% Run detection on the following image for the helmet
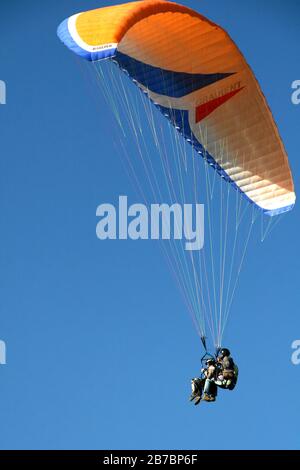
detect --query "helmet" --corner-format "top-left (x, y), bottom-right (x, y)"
top-left (219, 348), bottom-right (231, 358)
top-left (206, 358), bottom-right (215, 366)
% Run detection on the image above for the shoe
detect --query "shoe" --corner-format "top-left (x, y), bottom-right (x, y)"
top-left (190, 393), bottom-right (197, 402)
top-left (194, 396), bottom-right (202, 406)
top-left (202, 394), bottom-right (210, 401)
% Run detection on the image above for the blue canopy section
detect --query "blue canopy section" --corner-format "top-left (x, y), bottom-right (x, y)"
top-left (115, 51), bottom-right (233, 98)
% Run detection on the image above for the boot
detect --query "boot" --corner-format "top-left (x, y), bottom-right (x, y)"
top-left (194, 395), bottom-right (202, 406)
top-left (189, 392), bottom-right (198, 402)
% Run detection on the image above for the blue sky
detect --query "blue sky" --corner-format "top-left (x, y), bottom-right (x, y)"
top-left (0, 0), bottom-right (299, 450)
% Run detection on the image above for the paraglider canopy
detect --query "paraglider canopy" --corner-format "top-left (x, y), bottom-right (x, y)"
top-left (58, 0), bottom-right (295, 215)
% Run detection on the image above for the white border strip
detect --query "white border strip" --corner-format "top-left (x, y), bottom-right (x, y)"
top-left (68, 13), bottom-right (118, 53)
